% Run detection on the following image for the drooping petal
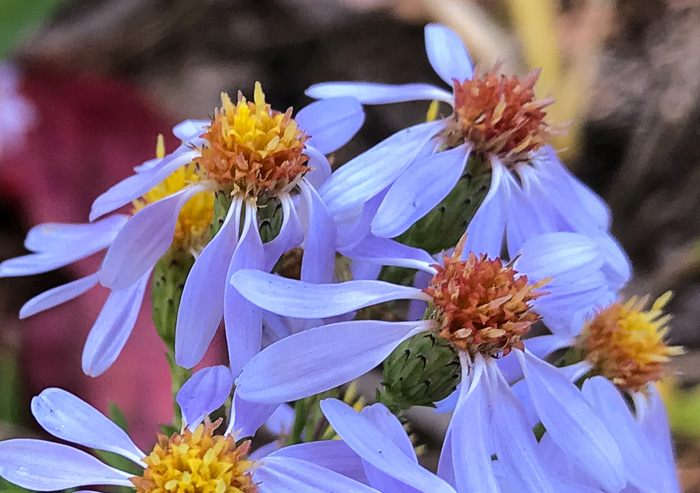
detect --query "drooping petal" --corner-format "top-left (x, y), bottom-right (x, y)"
top-left (360, 404), bottom-right (417, 461)
top-left (372, 144), bottom-right (470, 238)
top-left (255, 456), bottom-right (380, 493)
top-left (172, 119), bottom-right (209, 143)
top-left (262, 194), bottom-right (304, 271)
top-left (269, 441), bottom-right (368, 484)
top-left (224, 202), bottom-right (265, 376)
top-left (0, 440), bottom-right (133, 491)
top-left (485, 359), bottom-right (553, 492)
top-left (24, 215), bottom-right (128, 253)
top-left (303, 145), bottom-right (332, 189)
top-left (175, 198), bottom-right (242, 368)
top-left (320, 399), bottom-right (454, 492)
top-left (516, 350), bottom-right (625, 492)
top-left (100, 185), bottom-right (207, 290)
top-left (336, 188), bottom-right (387, 251)
top-left (340, 234), bottom-right (436, 272)
top-left (20, 272), bottom-right (100, 319)
top-left (89, 146), bottom-right (198, 221)
top-left (236, 320), bottom-right (426, 403)
top-left (177, 366), bottom-right (233, 428)
top-left (299, 180), bottom-right (337, 284)
top-left (463, 158), bottom-right (507, 258)
top-left (424, 23), bottom-right (474, 85)
top-left (31, 388), bottom-right (145, 466)
top-left (319, 120), bottom-right (444, 215)
top-left (82, 270), bottom-right (150, 377)
top-left (582, 377), bottom-right (663, 492)
top-left (228, 393), bottom-right (279, 438)
top-left (306, 81), bottom-right (454, 104)
top-left (231, 270), bottom-right (427, 319)
top-left (450, 354), bottom-right (500, 492)
top-left (296, 97), bottom-right (365, 154)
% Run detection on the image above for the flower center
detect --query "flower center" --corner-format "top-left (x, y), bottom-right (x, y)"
top-left (578, 293), bottom-right (683, 392)
top-left (132, 157), bottom-right (214, 253)
top-left (446, 68), bottom-right (554, 164)
top-left (131, 420), bottom-right (258, 493)
top-left (196, 82), bottom-right (309, 198)
top-left (423, 240), bottom-right (547, 358)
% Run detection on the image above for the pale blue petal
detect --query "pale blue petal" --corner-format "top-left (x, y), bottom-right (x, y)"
top-left (451, 355), bottom-right (500, 492)
top-left (360, 403), bottom-right (416, 461)
top-left (304, 145), bottom-right (332, 189)
top-left (133, 156), bottom-right (162, 173)
top-left (100, 185), bottom-right (206, 290)
top-left (24, 215), bottom-right (128, 253)
top-left (172, 119), bottom-right (208, 143)
top-left (320, 399), bottom-right (454, 492)
top-left (82, 269), bottom-right (150, 377)
top-left (485, 360), bottom-right (553, 492)
top-left (270, 441), bottom-right (368, 484)
top-left (177, 366), bottom-right (233, 428)
top-left (372, 144), bottom-right (470, 238)
top-left (538, 433), bottom-right (601, 490)
top-left (89, 146), bottom-right (198, 221)
top-left (236, 320), bottom-right (426, 403)
top-left (319, 120), bottom-right (444, 215)
top-left (228, 393), bottom-right (279, 438)
top-left (296, 97), bottom-right (364, 154)
top-left (306, 82), bottom-right (453, 104)
top-left (0, 440), bottom-right (133, 491)
top-left (516, 350), bottom-right (625, 492)
top-left (300, 180), bottom-right (337, 283)
top-left (225, 203), bottom-right (265, 376)
top-left (408, 269), bottom-right (432, 320)
top-left (20, 272), bottom-right (100, 319)
top-left (263, 196), bottom-right (304, 272)
top-left (340, 234), bottom-right (436, 272)
top-left (582, 377), bottom-right (662, 492)
top-left (175, 199), bottom-right (242, 368)
top-left (255, 456), bottom-right (380, 493)
top-left (264, 404), bottom-right (295, 436)
top-left (424, 23), bottom-right (473, 85)
top-left (231, 270), bottom-right (427, 319)
top-left (434, 385), bottom-right (459, 414)
top-left (595, 232), bottom-right (632, 289)
top-left (336, 188), bottom-right (386, 251)
top-left (31, 388), bottom-right (145, 466)
top-left (464, 159), bottom-right (507, 258)
top-left (436, 427), bottom-right (456, 487)
top-left (498, 334), bottom-right (574, 383)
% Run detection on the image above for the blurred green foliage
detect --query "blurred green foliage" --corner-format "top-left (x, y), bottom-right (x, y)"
top-left (0, 0), bottom-right (66, 59)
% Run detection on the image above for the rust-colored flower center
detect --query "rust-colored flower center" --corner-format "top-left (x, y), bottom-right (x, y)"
top-left (195, 82), bottom-right (309, 198)
top-left (423, 241), bottom-right (547, 358)
top-left (579, 293), bottom-right (683, 392)
top-left (131, 420), bottom-right (258, 493)
top-left (446, 68), bottom-right (554, 164)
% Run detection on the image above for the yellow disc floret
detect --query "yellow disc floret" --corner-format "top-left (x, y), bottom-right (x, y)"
top-left (579, 292), bottom-right (683, 392)
top-left (132, 139), bottom-right (214, 253)
top-left (196, 82), bottom-right (309, 198)
top-left (131, 420), bottom-right (258, 493)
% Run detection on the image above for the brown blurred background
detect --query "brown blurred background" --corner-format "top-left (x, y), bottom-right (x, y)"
top-left (0, 0), bottom-right (698, 489)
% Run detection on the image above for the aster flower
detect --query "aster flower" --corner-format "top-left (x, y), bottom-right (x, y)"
top-left (0, 137), bottom-right (214, 376)
top-left (0, 367), bottom-right (379, 493)
top-left (231, 232), bottom-right (626, 491)
top-left (87, 83), bottom-right (364, 375)
top-left (307, 23), bottom-right (630, 288)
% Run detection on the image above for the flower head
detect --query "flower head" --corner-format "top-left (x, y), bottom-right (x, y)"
top-left (424, 240), bottom-right (547, 357)
top-left (579, 292), bottom-right (683, 391)
top-left (197, 82), bottom-right (309, 198)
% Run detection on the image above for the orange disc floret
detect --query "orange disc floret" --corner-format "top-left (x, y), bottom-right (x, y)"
top-left (131, 419), bottom-right (258, 493)
top-left (579, 293), bottom-right (683, 392)
top-left (450, 68), bottom-right (554, 163)
top-left (423, 239), bottom-right (548, 358)
top-left (196, 82), bottom-right (309, 198)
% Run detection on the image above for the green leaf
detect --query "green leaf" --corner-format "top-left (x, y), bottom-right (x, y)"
top-left (0, 0), bottom-right (67, 58)
top-left (108, 402), bottom-right (129, 434)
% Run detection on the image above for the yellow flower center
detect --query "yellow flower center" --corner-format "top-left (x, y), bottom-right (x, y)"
top-left (444, 68), bottom-right (555, 164)
top-left (579, 292), bottom-right (683, 392)
top-left (132, 137), bottom-right (214, 253)
top-left (195, 82), bottom-right (309, 198)
top-left (131, 421), bottom-right (258, 493)
top-left (423, 238), bottom-right (548, 358)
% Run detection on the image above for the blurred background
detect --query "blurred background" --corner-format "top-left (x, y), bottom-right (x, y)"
top-left (0, 0), bottom-right (699, 489)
